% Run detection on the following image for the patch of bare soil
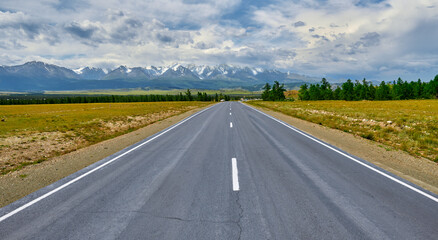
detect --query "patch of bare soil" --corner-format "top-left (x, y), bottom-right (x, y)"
top-left (0, 105), bottom-right (213, 207)
top-left (100, 110), bottom-right (180, 133)
top-left (250, 104), bottom-right (438, 195)
top-left (0, 132), bottom-right (86, 173)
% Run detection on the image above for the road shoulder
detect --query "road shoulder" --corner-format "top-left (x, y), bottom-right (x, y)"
top-left (0, 104), bottom-right (214, 207)
top-left (248, 104), bottom-right (438, 195)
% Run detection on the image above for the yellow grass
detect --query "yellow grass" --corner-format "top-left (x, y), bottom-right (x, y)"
top-left (248, 100), bottom-right (438, 162)
top-left (284, 90), bottom-right (299, 99)
top-left (0, 102), bottom-right (210, 174)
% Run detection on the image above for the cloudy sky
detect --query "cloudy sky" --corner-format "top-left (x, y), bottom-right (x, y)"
top-left (0, 0), bottom-right (437, 81)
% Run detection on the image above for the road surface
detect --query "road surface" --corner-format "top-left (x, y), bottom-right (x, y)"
top-left (1, 102), bottom-right (437, 239)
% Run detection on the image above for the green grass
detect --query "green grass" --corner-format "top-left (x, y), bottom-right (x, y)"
top-left (248, 100), bottom-right (438, 162)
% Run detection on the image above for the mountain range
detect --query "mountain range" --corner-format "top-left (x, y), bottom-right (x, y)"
top-left (0, 61), bottom-right (319, 91)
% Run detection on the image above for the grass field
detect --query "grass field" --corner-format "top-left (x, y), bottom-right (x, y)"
top-left (43, 88), bottom-right (260, 96)
top-left (0, 101), bottom-right (210, 174)
top-left (248, 100), bottom-right (438, 162)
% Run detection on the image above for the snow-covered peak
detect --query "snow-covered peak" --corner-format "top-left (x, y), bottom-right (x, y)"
top-left (158, 66), bottom-right (169, 74)
top-left (171, 63), bottom-right (182, 71)
top-left (142, 66), bottom-right (163, 76)
top-left (59, 63), bottom-right (282, 80)
top-left (114, 65), bottom-right (133, 74)
top-left (189, 65), bottom-right (207, 75)
top-left (186, 65), bottom-right (207, 79)
top-left (73, 67), bottom-right (85, 74)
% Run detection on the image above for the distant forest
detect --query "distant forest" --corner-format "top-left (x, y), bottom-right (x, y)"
top-left (298, 75), bottom-right (438, 101)
top-left (0, 90), bottom-right (234, 105)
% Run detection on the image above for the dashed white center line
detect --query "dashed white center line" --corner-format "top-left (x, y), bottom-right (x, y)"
top-left (230, 122), bottom-right (233, 128)
top-left (232, 158), bottom-right (240, 191)
top-left (230, 112), bottom-right (232, 115)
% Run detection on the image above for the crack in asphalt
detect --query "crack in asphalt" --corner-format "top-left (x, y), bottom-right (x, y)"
top-left (82, 210), bottom-right (238, 225)
top-left (235, 191), bottom-right (243, 240)
top-left (147, 213), bottom-right (237, 225)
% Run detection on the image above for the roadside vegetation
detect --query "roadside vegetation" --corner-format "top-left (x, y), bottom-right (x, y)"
top-left (284, 90), bottom-right (299, 100)
top-left (248, 100), bottom-right (438, 162)
top-left (0, 101), bottom-right (210, 174)
top-left (298, 75), bottom-right (438, 101)
top-left (261, 81), bottom-right (287, 101)
top-left (0, 89), bottom-right (236, 105)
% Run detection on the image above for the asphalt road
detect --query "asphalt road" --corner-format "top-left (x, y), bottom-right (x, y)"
top-left (1, 102), bottom-right (437, 239)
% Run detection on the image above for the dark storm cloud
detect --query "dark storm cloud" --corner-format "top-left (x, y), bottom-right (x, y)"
top-left (52, 0), bottom-right (90, 11)
top-left (311, 34), bottom-right (329, 41)
top-left (154, 30), bottom-right (194, 47)
top-left (294, 21), bottom-right (305, 27)
top-left (125, 18), bottom-right (143, 28)
top-left (359, 32), bottom-right (380, 47)
top-left (64, 22), bottom-right (96, 39)
top-left (108, 18), bottom-right (144, 43)
top-left (0, 40), bottom-right (25, 50)
top-left (195, 42), bottom-right (214, 49)
top-left (16, 22), bottom-right (41, 38)
top-left (0, 17), bottom-right (41, 39)
top-left (156, 33), bottom-right (173, 43)
top-left (355, 0), bottom-right (386, 7)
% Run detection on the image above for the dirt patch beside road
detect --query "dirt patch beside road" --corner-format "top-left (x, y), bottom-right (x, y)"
top-left (249, 104), bottom-right (438, 195)
top-left (0, 104), bottom-right (213, 207)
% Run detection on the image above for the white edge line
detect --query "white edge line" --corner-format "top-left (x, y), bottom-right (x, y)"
top-left (232, 158), bottom-right (240, 191)
top-left (244, 103), bottom-right (438, 203)
top-left (0, 104), bottom-right (218, 223)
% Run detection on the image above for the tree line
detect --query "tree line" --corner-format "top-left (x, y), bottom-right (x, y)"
top-left (0, 90), bottom-right (233, 105)
top-left (298, 75), bottom-right (438, 101)
top-left (261, 81), bottom-right (287, 101)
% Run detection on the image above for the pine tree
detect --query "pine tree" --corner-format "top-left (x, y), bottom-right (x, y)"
top-left (320, 78), bottom-right (333, 100)
top-left (341, 79), bottom-right (354, 100)
top-left (272, 81), bottom-right (286, 101)
top-left (375, 81), bottom-right (391, 100)
top-left (298, 84), bottom-right (310, 100)
top-left (333, 87), bottom-right (341, 100)
top-left (262, 83), bottom-right (272, 101)
top-left (185, 89), bottom-right (193, 101)
top-left (309, 84), bottom-right (321, 100)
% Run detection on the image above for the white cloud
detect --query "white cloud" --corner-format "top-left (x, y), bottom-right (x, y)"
top-left (0, 0), bottom-right (437, 81)
top-left (248, 0), bottom-right (438, 80)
